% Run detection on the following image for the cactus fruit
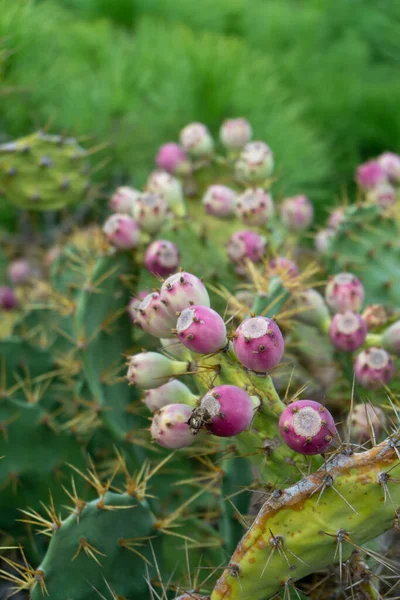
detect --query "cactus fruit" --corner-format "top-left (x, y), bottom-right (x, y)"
top-left (293, 288), bottom-right (330, 328)
top-left (109, 186), bottom-right (140, 213)
top-left (378, 151), bottom-right (400, 183)
top-left (235, 141), bottom-right (274, 184)
top-left (354, 347), bottom-right (395, 389)
top-left (329, 311), bottom-right (367, 352)
top-left (347, 404), bottom-right (386, 443)
top-left (160, 271), bottom-right (210, 316)
top-left (144, 379), bottom-right (197, 411)
top-left (190, 385), bottom-right (259, 437)
top-left (126, 352), bottom-right (188, 389)
top-left (315, 227), bottom-right (335, 253)
top-left (7, 258), bottom-right (34, 284)
top-left (362, 304), bottom-right (387, 329)
top-left (144, 240), bottom-right (180, 277)
top-left (327, 207), bottom-right (345, 230)
top-left (280, 194), bottom-right (314, 231)
top-left (160, 336), bottom-right (192, 360)
top-left (180, 122), bottom-right (214, 158)
top-left (235, 188), bottom-right (274, 227)
top-left (202, 184), bottom-right (237, 217)
top-left (133, 291), bottom-right (176, 338)
top-left (155, 142), bottom-right (191, 175)
top-left (176, 306), bottom-right (227, 354)
top-left (151, 403), bottom-right (196, 448)
top-left (146, 170), bottom-right (186, 217)
top-left (127, 289), bottom-right (152, 322)
top-left (219, 118), bottom-right (252, 151)
top-left (0, 131), bottom-right (90, 210)
top-left (367, 181), bottom-right (397, 208)
top-left (269, 256), bottom-right (299, 279)
top-left (356, 159), bottom-right (386, 189)
top-left (132, 191), bottom-right (168, 233)
top-left (233, 316), bottom-right (284, 372)
top-left (227, 230), bottom-right (265, 268)
top-left (325, 272), bottom-right (364, 313)
top-left (382, 319), bottom-right (400, 355)
top-left (0, 286), bottom-right (18, 310)
top-left (102, 213), bottom-right (140, 249)
top-left (278, 400), bottom-right (336, 455)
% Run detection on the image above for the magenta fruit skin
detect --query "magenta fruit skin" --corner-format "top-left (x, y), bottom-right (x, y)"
top-left (0, 287), bottom-right (18, 311)
top-left (367, 181), bottom-right (397, 208)
top-left (235, 188), bottom-right (274, 226)
top-left (7, 259), bottom-right (33, 285)
top-left (378, 151), bottom-right (400, 183)
top-left (280, 195), bottom-right (314, 231)
top-left (102, 214), bottom-right (140, 250)
top-left (134, 291), bottom-right (176, 338)
top-left (109, 186), bottom-right (140, 214)
top-left (219, 118), bottom-right (252, 151)
top-left (144, 240), bottom-right (180, 278)
top-left (180, 122), bottom-right (214, 158)
top-left (144, 379), bottom-right (196, 411)
top-left (356, 159), bottom-right (387, 190)
top-left (155, 142), bottom-right (191, 175)
top-left (325, 272), bottom-right (364, 313)
top-left (160, 271), bottom-right (210, 317)
top-left (327, 208), bottom-right (345, 230)
top-left (150, 403), bottom-right (195, 449)
top-left (202, 185), bottom-right (237, 218)
top-left (347, 404), bottom-right (385, 443)
top-left (227, 230), bottom-right (265, 265)
top-left (269, 257), bottom-right (299, 279)
top-left (133, 192), bottom-right (168, 234)
top-left (382, 319), bottom-right (400, 356)
top-left (315, 228), bottom-right (335, 254)
top-left (279, 399), bottom-right (336, 456)
top-left (127, 352), bottom-right (187, 389)
top-left (199, 385), bottom-right (256, 437)
top-left (176, 305), bottom-right (227, 354)
top-left (233, 316), bottom-right (284, 372)
top-left (354, 347), bottom-right (395, 390)
top-left (329, 311), bottom-right (367, 352)
top-left (235, 141), bottom-right (274, 184)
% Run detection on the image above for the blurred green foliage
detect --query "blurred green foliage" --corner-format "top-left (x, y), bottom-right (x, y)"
top-left (1, 0), bottom-right (400, 216)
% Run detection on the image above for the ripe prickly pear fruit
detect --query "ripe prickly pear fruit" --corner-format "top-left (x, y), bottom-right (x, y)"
top-left (109, 186), bottom-right (140, 213)
top-left (189, 385), bottom-right (258, 436)
top-left (325, 272), bottom-right (364, 313)
top-left (347, 403), bottom-right (386, 443)
top-left (382, 319), bottom-right (400, 356)
top-left (150, 403), bottom-right (195, 448)
top-left (293, 288), bottom-right (330, 328)
top-left (202, 184), bottom-right (236, 218)
top-left (146, 170), bottom-right (186, 217)
top-left (0, 287), bottom-right (18, 310)
top-left (354, 347), bottom-right (395, 390)
top-left (329, 311), bottom-right (367, 352)
top-left (133, 292), bottom-right (176, 339)
top-left (315, 228), bottom-right (335, 253)
top-left (176, 306), bottom-right (227, 354)
top-left (180, 123), bottom-right (214, 158)
top-left (279, 399), bottom-right (336, 455)
top-left (269, 256), bottom-right (299, 279)
top-left (144, 379), bottom-right (197, 411)
top-left (133, 192), bottom-right (168, 234)
top-left (233, 316), bottom-right (284, 372)
top-left (362, 304), bottom-right (387, 330)
top-left (378, 151), bottom-right (400, 183)
top-left (219, 117), bottom-right (252, 151)
top-left (227, 230), bottom-right (265, 266)
top-left (7, 258), bottom-right (35, 285)
top-left (144, 240), bottom-right (180, 278)
top-left (155, 142), bottom-right (191, 175)
top-left (280, 194), bottom-right (314, 231)
top-left (160, 337), bottom-right (192, 360)
top-left (327, 207), bottom-right (345, 230)
top-left (356, 159), bottom-right (386, 190)
top-left (235, 141), bottom-right (274, 185)
top-left (102, 214), bottom-right (140, 249)
top-left (160, 271), bottom-right (210, 317)
top-left (367, 181), bottom-right (397, 208)
top-left (127, 290), bottom-right (152, 322)
top-left (127, 352), bottom-right (188, 389)
top-left (235, 188), bottom-right (274, 226)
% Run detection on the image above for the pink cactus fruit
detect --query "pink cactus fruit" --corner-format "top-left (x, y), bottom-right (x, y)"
top-left (189, 385), bottom-right (258, 437)
top-left (160, 271), bottom-right (210, 317)
top-left (362, 304), bottom-right (387, 330)
top-left (315, 228), bottom-right (335, 253)
top-left (279, 399), bottom-right (336, 455)
top-left (127, 290), bottom-right (151, 323)
top-left (347, 404), bottom-right (386, 443)
top-left (0, 287), bottom-right (18, 310)
top-left (132, 192), bottom-right (168, 234)
top-left (354, 347), bottom-right (395, 390)
top-left (235, 141), bottom-right (274, 184)
top-left (144, 240), bottom-right (180, 278)
top-left (280, 195), bottom-right (314, 231)
top-left (325, 273), bottom-right (364, 313)
top-left (150, 403), bottom-right (195, 448)
top-left (327, 208), bottom-right (345, 230)
top-left (155, 143), bottom-right (191, 176)
top-left (146, 170), bottom-right (186, 217)
top-left (269, 257), bottom-right (299, 279)
top-left (329, 311), bottom-right (367, 352)
top-left (367, 181), bottom-right (397, 208)
top-left (180, 123), bottom-right (214, 158)
top-left (109, 186), bottom-right (140, 214)
top-left (102, 214), bottom-right (140, 250)
top-left (7, 259), bottom-right (34, 285)
top-left (377, 152), bottom-right (400, 183)
top-left (227, 230), bottom-right (265, 265)
top-left (133, 291), bottom-right (176, 339)
top-left (219, 118), bottom-right (252, 151)
top-left (176, 306), bottom-right (227, 354)
top-left (382, 319), bottom-right (400, 356)
top-left (233, 316), bottom-right (284, 372)
top-left (235, 188), bottom-right (274, 226)
top-left (144, 379), bottom-right (197, 411)
top-left (202, 185), bottom-right (237, 218)
top-left (356, 159), bottom-right (386, 190)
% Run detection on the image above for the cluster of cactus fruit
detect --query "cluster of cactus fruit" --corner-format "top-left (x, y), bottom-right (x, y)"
top-left (0, 118), bottom-right (400, 600)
